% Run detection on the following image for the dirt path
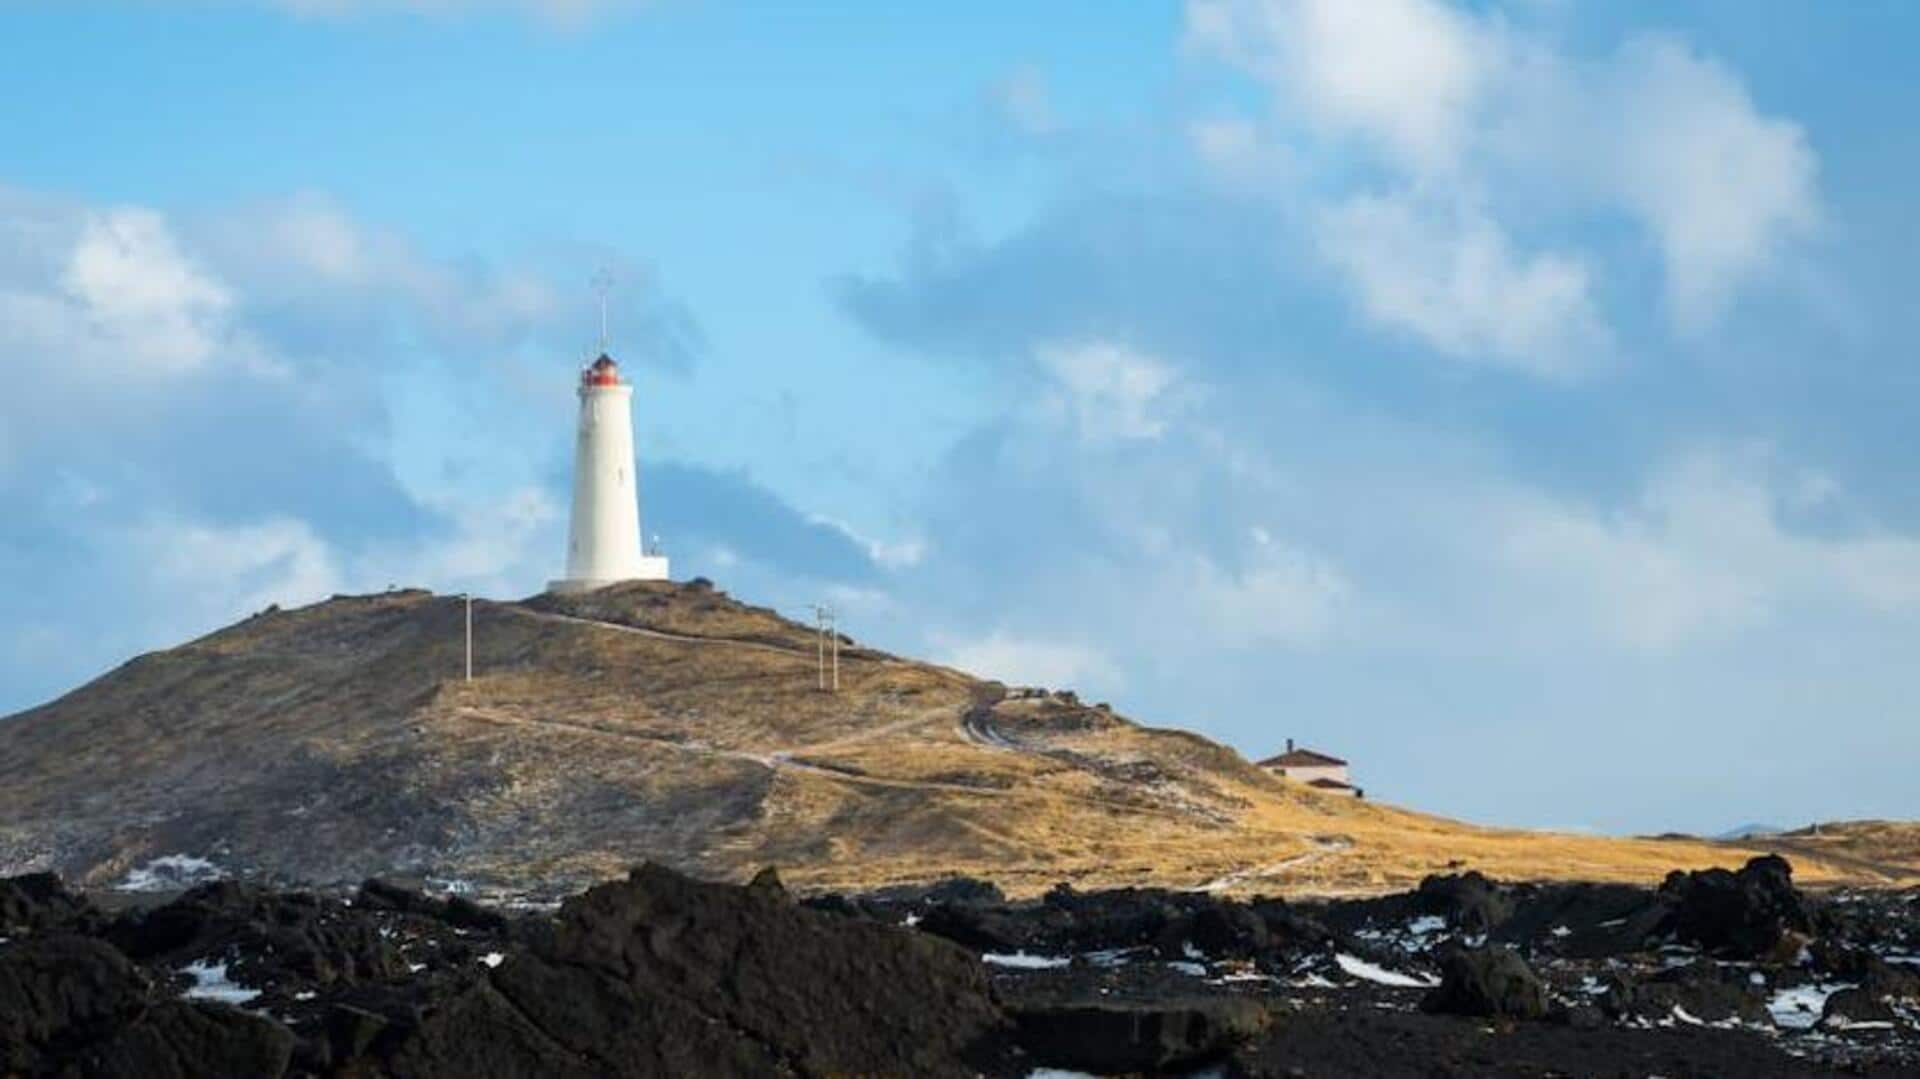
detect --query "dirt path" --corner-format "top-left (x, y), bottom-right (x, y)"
top-left (450, 704), bottom-right (1017, 798)
top-left (1195, 835), bottom-right (1354, 894)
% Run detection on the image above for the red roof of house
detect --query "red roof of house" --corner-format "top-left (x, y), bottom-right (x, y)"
top-left (1257, 747), bottom-right (1348, 768)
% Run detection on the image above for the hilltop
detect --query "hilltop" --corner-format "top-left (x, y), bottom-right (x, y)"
top-left (0, 581), bottom-right (1912, 899)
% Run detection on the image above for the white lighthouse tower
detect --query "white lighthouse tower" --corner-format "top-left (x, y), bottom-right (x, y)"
top-left (547, 350), bottom-right (670, 593)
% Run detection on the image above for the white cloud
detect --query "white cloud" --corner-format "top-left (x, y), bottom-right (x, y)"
top-left (133, 516), bottom-right (346, 635)
top-left (806, 514), bottom-right (925, 571)
top-left (1599, 36), bottom-right (1819, 328)
top-left (1179, 531), bottom-right (1349, 646)
top-left (1187, 0), bottom-right (1820, 351)
top-left (200, 193), bottom-right (562, 349)
top-left (385, 485), bottom-right (563, 595)
top-left (1488, 452), bottom-right (1920, 650)
top-left (1188, 0), bottom-right (1494, 175)
top-left (1037, 340), bottom-right (1183, 443)
top-left (935, 631), bottom-right (1124, 692)
top-left (61, 208), bottom-right (233, 375)
top-left (1315, 193), bottom-right (1605, 376)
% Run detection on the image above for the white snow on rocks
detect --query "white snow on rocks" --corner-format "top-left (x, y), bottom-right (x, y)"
top-left (118, 854), bottom-right (224, 892)
top-left (982, 951), bottom-right (1072, 970)
top-left (479, 952), bottom-right (505, 968)
top-left (1769, 982), bottom-right (1853, 1030)
top-left (180, 960), bottom-right (259, 1006)
top-left (1335, 953), bottom-right (1437, 988)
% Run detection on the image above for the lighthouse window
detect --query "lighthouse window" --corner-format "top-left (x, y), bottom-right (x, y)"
top-left (617, 467), bottom-right (627, 485)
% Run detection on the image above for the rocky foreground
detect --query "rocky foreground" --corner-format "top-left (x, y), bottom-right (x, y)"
top-left (4, 856), bottom-right (1919, 1076)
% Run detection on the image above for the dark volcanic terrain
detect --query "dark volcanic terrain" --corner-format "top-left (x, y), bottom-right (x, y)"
top-left (3, 856), bottom-right (1917, 1077)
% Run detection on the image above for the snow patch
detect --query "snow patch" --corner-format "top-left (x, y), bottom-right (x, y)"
top-left (1824, 1016), bottom-right (1895, 1032)
top-left (982, 951), bottom-right (1071, 970)
top-left (118, 854), bottom-right (224, 892)
top-left (1769, 983), bottom-right (1852, 1030)
top-left (180, 961), bottom-right (259, 1006)
top-left (479, 952), bottom-right (505, 968)
top-left (1335, 953), bottom-right (1437, 988)
top-left (1406, 915), bottom-right (1446, 938)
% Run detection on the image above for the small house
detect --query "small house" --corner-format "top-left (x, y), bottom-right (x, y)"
top-left (1258, 738), bottom-right (1362, 798)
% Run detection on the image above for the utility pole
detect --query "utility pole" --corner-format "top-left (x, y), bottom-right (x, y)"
top-left (808, 604), bottom-right (839, 692)
top-left (464, 594), bottom-right (474, 683)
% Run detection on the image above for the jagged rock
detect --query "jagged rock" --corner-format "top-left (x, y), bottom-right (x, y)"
top-left (1249, 898), bottom-right (1335, 952)
top-left (1490, 881), bottom-right (1672, 957)
top-left (1810, 942), bottom-right (1920, 1000)
top-left (1010, 999), bottom-right (1267, 1074)
top-left (0, 872), bottom-right (101, 937)
top-left (1661, 855), bottom-right (1812, 959)
top-left (82, 1000), bottom-right (295, 1079)
top-left (916, 902), bottom-right (1045, 954)
top-left (920, 877), bottom-right (1006, 906)
top-left (0, 935), bottom-right (150, 1069)
top-left (1638, 962), bottom-right (1771, 1026)
top-left (0, 933), bottom-right (289, 1078)
top-left (1040, 885), bottom-right (1183, 953)
top-left (342, 862), bottom-right (1017, 1077)
top-left (1821, 988), bottom-right (1898, 1029)
top-left (1185, 904), bottom-right (1271, 958)
top-left (1415, 871), bottom-right (1513, 934)
top-left (1421, 946), bottom-right (1548, 1019)
top-left (109, 881), bottom-right (411, 990)
top-left (747, 865), bottom-right (787, 897)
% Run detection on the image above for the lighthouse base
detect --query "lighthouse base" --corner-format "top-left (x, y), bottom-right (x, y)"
top-left (546, 556), bottom-right (672, 594)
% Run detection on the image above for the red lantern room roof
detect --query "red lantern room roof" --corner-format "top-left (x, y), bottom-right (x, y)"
top-left (582, 353), bottom-right (623, 387)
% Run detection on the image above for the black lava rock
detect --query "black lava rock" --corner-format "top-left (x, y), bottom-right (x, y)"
top-left (1421, 946), bottom-right (1548, 1019)
top-left (0, 932), bottom-right (290, 1078)
top-left (1415, 871), bottom-right (1514, 934)
top-left (0, 872), bottom-right (101, 937)
top-left (1661, 855), bottom-right (1812, 959)
top-left (344, 861), bottom-right (1018, 1078)
top-left (1821, 987), bottom-right (1898, 1029)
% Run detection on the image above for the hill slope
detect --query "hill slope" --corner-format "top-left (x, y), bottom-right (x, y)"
top-left (0, 581), bottom-right (1911, 897)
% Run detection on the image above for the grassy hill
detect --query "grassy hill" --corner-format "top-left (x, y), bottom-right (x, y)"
top-left (1, 580), bottom-right (1911, 898)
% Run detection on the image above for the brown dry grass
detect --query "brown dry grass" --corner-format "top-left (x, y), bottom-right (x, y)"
top-left (2, 581), bottom-right (1913, 898)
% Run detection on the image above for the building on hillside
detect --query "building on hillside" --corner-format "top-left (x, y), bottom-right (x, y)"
top-left (1258, 739), bottom-right (1363, 798)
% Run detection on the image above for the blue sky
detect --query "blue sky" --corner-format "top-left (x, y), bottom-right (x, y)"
top-left (2, 0), bottom-right (1916, 835)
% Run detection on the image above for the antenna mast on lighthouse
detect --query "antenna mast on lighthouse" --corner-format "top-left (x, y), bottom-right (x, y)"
top-left (547, 270), bottom-right (671, 593)
top-left (591, 267), bottom-right (614, 354)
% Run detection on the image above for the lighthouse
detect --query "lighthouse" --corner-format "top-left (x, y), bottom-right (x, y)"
top-left (547, 352), bottom-right (670, 593)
